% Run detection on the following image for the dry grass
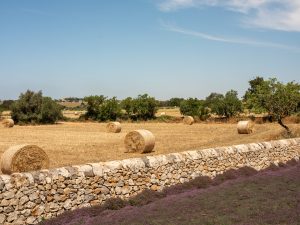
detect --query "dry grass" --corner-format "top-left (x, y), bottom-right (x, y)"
top-left (156, 108), bottom-right (182, 117)
top-left (62, 110), bottom-right (86, 119)
top-left (0, 122), bottom-right (299, 171)
top-left (58, 102), bottom-right (82, 108)
top-left (0, 111), bottom-right (12, 120)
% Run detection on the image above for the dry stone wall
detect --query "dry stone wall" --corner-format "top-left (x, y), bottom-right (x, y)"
top-left (0, 138), bottom-right (300, 224)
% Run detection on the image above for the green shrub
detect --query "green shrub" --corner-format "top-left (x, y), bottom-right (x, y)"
top-left (0, 100), bottom-right (14, 112)
top-left (132, 94), bottom-right (158, 120)
top-left (169, 97), bottom-right (185, 107)
top-left (84, 95), bottom-right (121, 121)
top-left (205, 90), bottom-right (242, 118)
top-left (245, 78), bottom-right (300, 133)
top-left (98, 97), bottom-right (121, 121)
top-left (84, 95), bottom-right (105, 120)
top-left (11, 90), bottom-right (63, 124)
top-left (121, 97), bottom-right (134, 116)
top-left (120, 94), bottom-right (158, 121)
top-left (180, 98), bottom-right (210, 120)
top-left (39, 97), bottom-right (63, 124)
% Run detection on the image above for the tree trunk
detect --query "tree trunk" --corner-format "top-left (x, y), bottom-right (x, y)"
top-left (278, 118), bottom-right (291, 134)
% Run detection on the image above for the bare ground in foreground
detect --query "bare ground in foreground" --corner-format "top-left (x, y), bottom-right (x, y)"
top-left (0, 122), bottom-right (299, 169)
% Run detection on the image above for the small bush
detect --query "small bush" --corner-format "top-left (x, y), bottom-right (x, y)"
top-left (237, 167), bottom-right (258, 176)
top-left (129, 189), bottom-right (166, 206)
top-left (266, 163), bottom-right (280, 171)
top-left (220, 169), bottom-right (239, 180)
top-left (212, 170), bottom-right (239, 186)
top-left (278, 162), bottom-right (288, 168)
top-left (286, 159), bottom-right (298, 166)
top-left (102, 197), bottom-right (127, 210)
top-left (189, 176), bottom-right (212, 189)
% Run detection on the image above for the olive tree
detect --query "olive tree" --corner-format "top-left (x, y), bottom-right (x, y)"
top-left (245, 78), bottom-right (300, 133)
top-left (180, 98), bottom-right (210, 120)
top-left (205, 90), bottom-right (242, 118)
top-left (132, 94), bottom-right (158, 120)
top-left (11, 90), bottom-right (62, 124)
top-left (120, 94), bottom-right (158, 120)
top-left (84, 95), bottom-right (121, 121)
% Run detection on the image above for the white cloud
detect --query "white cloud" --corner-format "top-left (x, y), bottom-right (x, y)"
top-left (159, 0), bottom-right (218, 11)
top-left (162, 22), bottom-right (300, 52)
top-left (158, 0), bottom-right (300, 32)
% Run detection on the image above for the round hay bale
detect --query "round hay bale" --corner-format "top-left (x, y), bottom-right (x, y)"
top-left (1, 145), bottom-right (49, 174)
top-left (183, 116), bottom-right (194, 125)
top-left (2, 119), bottom-right (14, 128)
top-left (237, 120), bottom-right (254, 134)
top-left (124, 129), bottom-right (155, 153)
top-left (106, 122), bottom-right (122, 133)
top-left (74, 111), bottom-right (79, 116)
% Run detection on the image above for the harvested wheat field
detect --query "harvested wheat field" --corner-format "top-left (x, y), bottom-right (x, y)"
top-left (0, 122), bottom-right (299, 171)
top-left (62, 110), bottom-right (86, 119)
top-left (156, 108), bottom-right (182, 117)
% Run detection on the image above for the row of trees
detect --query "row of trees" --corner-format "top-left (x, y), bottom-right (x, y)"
top-left (5, 92), bottom-right (159, 124)
top-left (84, 94), bottom-right (158, 121)
top-left (83, 89), bottom-right (244, 122)
top-left (4, 77), bottom-right (300, 133)
top-left (179, 77), bottom-right (300, 133)
top-left (0, 100), bottom-right (14, 112)
top-left (180, 90), bottom-right (243, 119)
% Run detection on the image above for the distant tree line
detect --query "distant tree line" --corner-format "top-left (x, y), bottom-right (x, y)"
top-left (83, 94), bottom-right (158, 121)
top-left (179, 90), bottom-right (243, 120)
top-left (56, 97), bottom-right (84, 102)
top-left (0, 100), bottom-right (14, 112)
top-left (3, 77), bottom-right (300, 134)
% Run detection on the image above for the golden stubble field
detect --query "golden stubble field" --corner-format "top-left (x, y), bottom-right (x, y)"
top-left (0, 122), bottom-right (299, 170)
top-left (61, 107), bottom-right (182, 119)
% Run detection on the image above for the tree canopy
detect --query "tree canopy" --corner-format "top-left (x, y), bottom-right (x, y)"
top-left (11, 90), bottom-right (62, 124)
top-left (180, 98), bottom-right (210, 120)
top-left (245, 78), bottom-right (300, 133)
top-left (205, 90), bottom-right (242, 118)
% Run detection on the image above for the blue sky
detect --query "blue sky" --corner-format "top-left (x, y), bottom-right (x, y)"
top-left (0, 0), bottom-right (299, 100)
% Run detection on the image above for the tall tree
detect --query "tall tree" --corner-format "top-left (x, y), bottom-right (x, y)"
top-left (244, 76), bottom-right (265, 112)
top-left (245, 78), bottom-right (300, 133)
top-left (205, 90), bottom-right (242, 118)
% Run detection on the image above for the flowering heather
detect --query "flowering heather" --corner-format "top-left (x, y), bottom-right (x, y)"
top-left (41, 160), bottom-right (300, 225)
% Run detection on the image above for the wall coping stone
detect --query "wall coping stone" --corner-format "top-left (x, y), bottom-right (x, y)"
top-left (0, 138), bottom-right (299, 181)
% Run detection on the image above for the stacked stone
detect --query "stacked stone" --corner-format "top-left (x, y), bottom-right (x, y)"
top-left (0, 138), bottom-right (299, 224)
